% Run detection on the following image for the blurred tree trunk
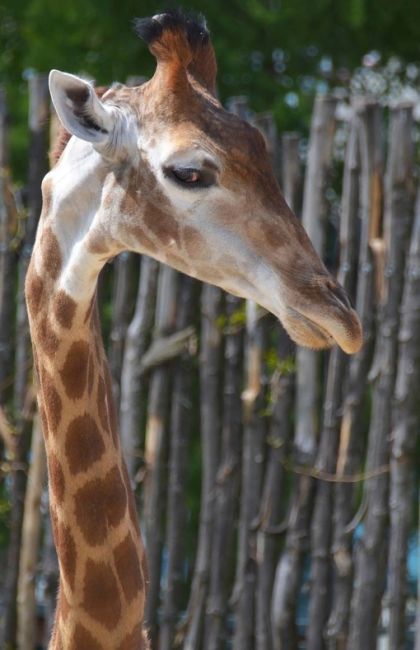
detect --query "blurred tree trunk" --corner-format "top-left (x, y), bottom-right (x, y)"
top-left (0, 88), bottom-right (17, 408)
top-left (160, 275), bottom-right (198, 649)
top-left (326, 100), bottom-right (383, 649)
top-left (1, 73), bottom-right (49, 649)
top-left (305, 99), bottom-right (360, 650)
top-left (270, 133), bottom-right (306, 650)
top-left (41, 515), bottom-right (59, 646)
top-left (0, 172), bottom-right (18, 407)
top-left (183, 285), bottom-right (223, 650)
top-left (272, 474), bottom-right (314, 650)
top-left (120, 256), bottom-right (159, 478)
top-left (203, 294), bottom-right (244, 650)
top-left (387, 188), bottom-right (420, 649)
top-left (144, 265), bottom-right (178, 646)
top-left (17, 415), bottom-right (46, 650)
top-left (255, 326), bottom-right (294, 650)
top-left (295, 95), bottom-right (337, 465)
top-left (256, 130), bottom-right (300, 650)
top-left (232, 302), bottom-right (268, 650)
top-left (108, 251), bottom-right (137, 402)
top-left (348, 104), bottom-right (415, 650)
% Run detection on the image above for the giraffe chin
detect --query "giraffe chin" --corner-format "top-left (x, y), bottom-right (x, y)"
top-left (282, 307), bottom-right (363, 355)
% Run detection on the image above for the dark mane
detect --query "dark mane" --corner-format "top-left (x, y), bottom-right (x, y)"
top-left (134, 8), bottom-right (209, 49)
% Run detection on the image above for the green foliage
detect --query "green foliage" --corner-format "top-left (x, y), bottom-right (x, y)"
top-left (216, 302), bottom-right (247, 330)
top-left (265, 348), bottom-right (296, 375)
top-left (0, 483), bottom-right (11, 547)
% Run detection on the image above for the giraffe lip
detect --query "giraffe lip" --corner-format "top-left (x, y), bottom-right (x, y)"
top-left (283, 305), bottom-right (363, 353)
top-left (284, 307), bottom-right (335, 349)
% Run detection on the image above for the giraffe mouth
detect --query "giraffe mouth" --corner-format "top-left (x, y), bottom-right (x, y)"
top-left (282, 306), bottom-right (362, 354)
top-left (283, 307), bottom-right (334, 350)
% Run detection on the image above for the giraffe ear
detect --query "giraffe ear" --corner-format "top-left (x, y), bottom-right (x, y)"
top-left (49, 70), bottom-right (115, 145)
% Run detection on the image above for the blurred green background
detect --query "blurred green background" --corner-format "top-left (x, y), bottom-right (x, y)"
top-left (1, 0), bottom-right (420, 178)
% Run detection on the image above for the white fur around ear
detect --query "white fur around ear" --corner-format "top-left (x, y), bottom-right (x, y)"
top-left (49, 69), bottom-right (115, 145)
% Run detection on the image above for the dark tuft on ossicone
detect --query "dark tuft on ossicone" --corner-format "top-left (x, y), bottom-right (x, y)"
top-left (134, 8), bottom-right (209, 48)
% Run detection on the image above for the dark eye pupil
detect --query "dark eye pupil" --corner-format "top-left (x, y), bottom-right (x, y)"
top-left (172, 168), bottom-right (200, 183)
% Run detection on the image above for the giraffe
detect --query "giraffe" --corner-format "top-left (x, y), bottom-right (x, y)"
top-left (25, 9), bottom-right (362, 650)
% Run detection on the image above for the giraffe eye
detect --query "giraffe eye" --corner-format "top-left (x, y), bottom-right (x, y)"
top-left (172, 168), bottom-right (201, 183)
top-left (164, 165), bottom-right (216, 189)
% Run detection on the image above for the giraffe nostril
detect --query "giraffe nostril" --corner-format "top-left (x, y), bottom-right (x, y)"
top-left (327, 281), bottom-right (354, 311)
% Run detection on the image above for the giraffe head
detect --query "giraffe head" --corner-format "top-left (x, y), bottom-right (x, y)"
top-left (47, 10), bottom-right (362, 353)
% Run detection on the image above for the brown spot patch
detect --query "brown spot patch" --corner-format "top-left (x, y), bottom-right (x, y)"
top-left (183, 225), bottom-right (207, 259)
top-left (41, 176), bottom-right (53, 214)
top-left (60, 340), bottom-right (89, 399)
top-left (25, 267), bottom-right (44, 316)
top-left (65, 414), bottom-right (105, 475)
top-left (143, 203), bottom-right (180, 247)
top-left (40, 368), bottom-right (62, 430)
top-left (58, 588), bottom-right (70, 622)
top-left (126, 224), bottom-right (158, 255)
top-left (48, 454), bottom-right (65, 504)
top-left (50, 504), bottom-right (59, 541)
top-left (118, 623), bottom-right (145, 650)
top-left (87, 230), bottom-right (110, 255)
top-left (39, 404), bottom-right (49, 439)
top-left (83, 559), bottom-right (121, 630)
top-left (56, 521), bottom-right (77, 589)
top-left (114, 533), bottom-right (143, 603)
top-left (71, 623), bottom-right (101, 650)
top-left (53, 290), bottom-right (77, 329)
top-left (38, 316), bottom-right (59, 356)
top-left (41, 228), bottom-right (62, 280)
top-left (74, 465), bottom-right (127, 546)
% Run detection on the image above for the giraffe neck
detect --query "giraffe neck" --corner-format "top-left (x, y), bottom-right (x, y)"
top-left (25, 209), bottom-right (149, 648)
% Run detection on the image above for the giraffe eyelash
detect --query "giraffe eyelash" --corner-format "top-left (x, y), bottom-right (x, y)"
top-left (164, 165), bottom-right (217, 189)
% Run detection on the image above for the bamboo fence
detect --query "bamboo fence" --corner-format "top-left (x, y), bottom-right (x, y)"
top-left (0, 75), bottom-right (418, 650)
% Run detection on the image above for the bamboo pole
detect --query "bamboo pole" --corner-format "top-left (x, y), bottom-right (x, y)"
top-left (1, 73), bottom-right (49, 648)
top-left (0, 173), bottom-right (18, 407)
top-left (271, 99), bottom-right (337, 649)
top-left (387, 188), bottom-right (420, 649)
top-left (326, 99), bottom-right (383, 648)
top-left (281, 132), bottom-right (301, 211)
top-left (0, 87), bottom-right (9, 169)
top-left (271, 473), bottom-right (314, 650)
top-left (143, 264), bottom-right (178, 646)
top-left (295, 95), bottom-right (337, 465)
top-left (250, 127), bottom-right (299, 650)
top-left (160, 276), bottom-right (198, 649)
top-left (108, 251), bottom-right (137, 402)
top-left (232, 302), bottom-right (268, 650)
top-left (255, 131), bottom-right (300, 650)
top-left (305, 105), bottom-right (360, 650)
top-left (203, 293), bottom-right (244, 650)
top-left (17, 414), bottom-right (46, 650)
top-left (41, 515), bottom-right (59, 645)
top-left (255, 327), bottom-right (294, 650)
top-left (120, 256), bottom-right (159, 477)
top-left (183, 284), bottom-right (223, 650)
top-left (348, 103), bottom-right (415, 650)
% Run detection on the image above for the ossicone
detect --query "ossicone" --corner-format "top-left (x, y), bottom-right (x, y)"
top-left (134, 9), bottom-right (217, 95)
